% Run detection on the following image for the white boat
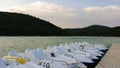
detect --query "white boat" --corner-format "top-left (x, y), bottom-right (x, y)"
top-left (23, 48), bottom-right (69, 68)
top-left (43, 49), bottom-right (85, 68)
top-left (62, 44), bottom-right (99, 60)
top-left (52, 46), bottom-right (94, 63)
top-left (2, 50), bottom-right (44, 68)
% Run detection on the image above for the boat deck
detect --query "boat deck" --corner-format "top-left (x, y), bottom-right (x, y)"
top-left (96, 44), bottom-right (120, 68)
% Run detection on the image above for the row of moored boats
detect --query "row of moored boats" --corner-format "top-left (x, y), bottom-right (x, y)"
top-left (0, 42), bottom-right (108, 68)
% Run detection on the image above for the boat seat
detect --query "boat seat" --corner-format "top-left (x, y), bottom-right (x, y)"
top-left (68, 49), bottom-right (71, 52)
top-left (50, 52), bottom-right (56, 57)
top-left (8, 50), bottom-right (19, 57)
top-left (25, 49), bottom-right (45, 61)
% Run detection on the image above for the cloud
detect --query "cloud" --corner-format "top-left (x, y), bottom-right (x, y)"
top-left (82, 5), bottom-right (120, 20)
top-left (83, 5), bottom-right (120, 12)
top-left (8, 2), bottom-right (120, 28)
top-left (9, 1), bottom-right (75, 16)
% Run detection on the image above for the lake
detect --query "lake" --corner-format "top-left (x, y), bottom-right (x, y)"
top-left (0, 36), bottom-right (120, 57)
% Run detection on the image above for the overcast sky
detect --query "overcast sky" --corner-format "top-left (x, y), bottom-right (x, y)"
top-left (0, 0), bottom-right (120, 28)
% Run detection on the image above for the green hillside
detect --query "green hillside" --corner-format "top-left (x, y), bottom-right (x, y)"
top-left (64, 25), bottom-right (120, 36)
top-left (0, 12), bottom-right (67, 36)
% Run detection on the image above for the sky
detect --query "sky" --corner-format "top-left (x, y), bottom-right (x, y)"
top-left (0, 0), bottom-right (120, 28)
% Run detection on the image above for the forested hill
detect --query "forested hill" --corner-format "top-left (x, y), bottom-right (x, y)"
top-left (64, 25), bottom-right (120, 36)
top-left (0, 12), bottom-right (67, 36)
top-left (0, 12), bottom-right (120, 36)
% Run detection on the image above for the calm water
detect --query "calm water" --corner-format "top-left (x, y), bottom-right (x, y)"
top-left (0, 36), bottom-right (120, 57)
